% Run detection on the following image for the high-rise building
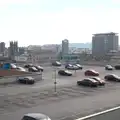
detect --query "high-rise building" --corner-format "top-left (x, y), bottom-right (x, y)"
top-left (9, 41), bottom-right (19, 60)
top-left (0, 42), bottom-right (5, 54)
top-left (62, 39), bottom-right (69, 57)
top-left (92, 32), bottom-right (119, 57)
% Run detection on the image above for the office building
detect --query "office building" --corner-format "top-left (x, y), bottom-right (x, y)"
top-left (0, 42), bottom-right (5, 54)
top-left (62, 39), bottom-right (69, 57)
top-left (9, 41), bottom-right (19, 60)
top-left (92, 32), bottom-right (119, 57)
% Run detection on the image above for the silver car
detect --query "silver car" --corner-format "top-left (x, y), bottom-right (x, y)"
top-left (21, 113), bottom-right (51, 120)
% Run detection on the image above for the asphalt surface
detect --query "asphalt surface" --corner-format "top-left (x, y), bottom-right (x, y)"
top-left (0, 65), bottom-right (120, 120)
top-left (85, 107), bottom-right (120, 120)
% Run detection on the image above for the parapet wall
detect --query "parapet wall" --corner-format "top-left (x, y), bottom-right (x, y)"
top-left (0, 69), bottom-right (30, 77)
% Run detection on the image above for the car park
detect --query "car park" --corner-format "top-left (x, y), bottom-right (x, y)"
top-left (77, 78), bottom-right (98, 87)
top-left (104, 74), bottom-right (120, 82)
top-left (85, 69), bottom-right (99, 76)
top-left (105, 65), bottom-right (113, 70)
top-left (52, 61), bottom-right (61, 66)
top-left (114, 65), bottom-right (120, 70)
top-left (58, 70), bottom-right (72, 76)
top-left (17, 76), bottom-right (35, 84)
top-left (92, 77), bottom-right (106, 86)
top-left (34, 65), bottom-right (44, 72)
top-left (21, 113), bottom-right (51, 120)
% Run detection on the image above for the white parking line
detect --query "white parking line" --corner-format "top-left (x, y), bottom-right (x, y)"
top-left (75, 106), bottom-right (120, 120)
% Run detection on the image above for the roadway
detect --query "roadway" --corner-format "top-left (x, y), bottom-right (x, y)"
top-left (0, 65), bottom-right (120, 120)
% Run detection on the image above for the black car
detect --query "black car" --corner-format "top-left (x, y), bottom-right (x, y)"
top-left (58, 70), bottom-right (72, 76)
top-left (34, 65), bottom-right (44, 72)
top-left (65, 64), bottom-right (79, 70)
top-left (75, 64), bottom-right (83, 69)
top-left (114, 65), bottom-right (120, 70)
top-left (52, 61), bottom-right (61, 66)
top-left (28, 67), bottom-right (38, 72)
top-left (77, 78), bottom-right (98, 87)
top-left (17, 76), bottom-right (35, 84)
top-left (92, 77), bottom-right (106, 86)
top-left (105, 65), bottom-right (113, 70)
top-left (104, 74), bottom-right (120, 82)
top-left (24, 64), bottom-right (33, 68)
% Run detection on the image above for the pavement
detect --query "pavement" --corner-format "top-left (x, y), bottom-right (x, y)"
top-left (0, 65), bottom-right (120, 120)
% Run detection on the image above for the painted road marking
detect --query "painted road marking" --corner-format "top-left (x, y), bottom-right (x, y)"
top-left (75, 106), bottom-right (120, 120)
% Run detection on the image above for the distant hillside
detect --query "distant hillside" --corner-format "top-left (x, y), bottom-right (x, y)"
top-left (69, 43), bottom-right (92, 49)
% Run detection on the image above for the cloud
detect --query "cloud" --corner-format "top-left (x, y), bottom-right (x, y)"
top-left (0, 0), bottom-right (35, 7)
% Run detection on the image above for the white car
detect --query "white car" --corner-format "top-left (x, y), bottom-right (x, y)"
top-left (21, 113), bottom-right (51, 120)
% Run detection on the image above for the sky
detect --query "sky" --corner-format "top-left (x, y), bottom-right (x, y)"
top-left (0, 0), bottom-right (120, 46)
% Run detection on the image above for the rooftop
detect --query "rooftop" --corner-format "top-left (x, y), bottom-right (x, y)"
top-left (93, 32), bottom-right (118, 36)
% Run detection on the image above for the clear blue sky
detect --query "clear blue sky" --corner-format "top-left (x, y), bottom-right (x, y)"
top-left (0, 0), bottom-right (120, 46)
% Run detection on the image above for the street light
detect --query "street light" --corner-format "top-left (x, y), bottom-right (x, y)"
top-left (54, 68), bottom-right (57, 93)
top-left (53, 67), bottom-right (58, 94)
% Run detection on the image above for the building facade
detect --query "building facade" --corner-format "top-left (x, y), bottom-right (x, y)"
top-left (62, 39), bottom-right (69, 57)
top-left (92, 32), bottom-right (119, 57)
top-left (0, 42), bottom-right (5, 54)
top-left (9, 41), bottom-right (19, 60)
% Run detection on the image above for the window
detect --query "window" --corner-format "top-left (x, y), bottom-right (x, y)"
top-left (22, 116), bottom-right (36, 120)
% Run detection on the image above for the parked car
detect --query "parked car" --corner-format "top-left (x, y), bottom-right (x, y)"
top-left (28, 67), bottom-right (38, 72)
top-left (21, 113), bottom-right (51, 120)
top-left (77, 78), bottom-right (98, 87)
top-left (16, 67), bottom-right (26, 72)
top-left (10, 63), bottom-right (17, 69)
top-left (85, 70), bottom-right (99, 76)
top-left (34, 65), bottom-right (44, 72)
top-left (65, 64), bottom-right (79, 70)
top-left (52, 61), bottom-right (61, 66)
top-left (104, 74), bottom-right (120, 82)
top-left (92, 77), bottom-right (106, 86)
top-left (17, 76), bottom-right (35, 84)
top-left (105, 65), bottom-right (113, 70)
top-left (24, 64), bottom-right (33, 68)
top-left (58, 70), bottom-right (72, 76)
top-left (114, 65), bottom-right (120, 70)
top-left (75, 64), bottom-right (83, 69)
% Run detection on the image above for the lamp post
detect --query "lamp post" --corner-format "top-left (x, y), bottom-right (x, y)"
top-left (53, 67), bottom-right (57, 94)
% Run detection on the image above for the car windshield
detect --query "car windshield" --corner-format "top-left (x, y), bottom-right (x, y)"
top-left (92, 77), bottom-right (100, 80)
top-left (56, 61), bottom-right (60, 64)
top-left (107, 65), bottom-right (112, 67)
top-left (89, 79), bottom-right (97, 82)
top-left (11, 63), bottom-right (17, 68)
top-left (65, 70), bottom-right (71, 73)
top-left (88, 70), bottom-right (96, 72)
top-left (25, 77), bottom-right (33, 79)
top-left (32, 67), bottom-right (37, 70)
top-left (76, 64), bottom-right (81, 66)
top-left (17, 67), bottom-right (26, 71)
top-left (112, 74), bottom-right (119, 78)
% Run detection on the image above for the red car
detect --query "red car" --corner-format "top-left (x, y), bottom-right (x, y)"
top-left (85, 69), bottom-right (99, 76)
